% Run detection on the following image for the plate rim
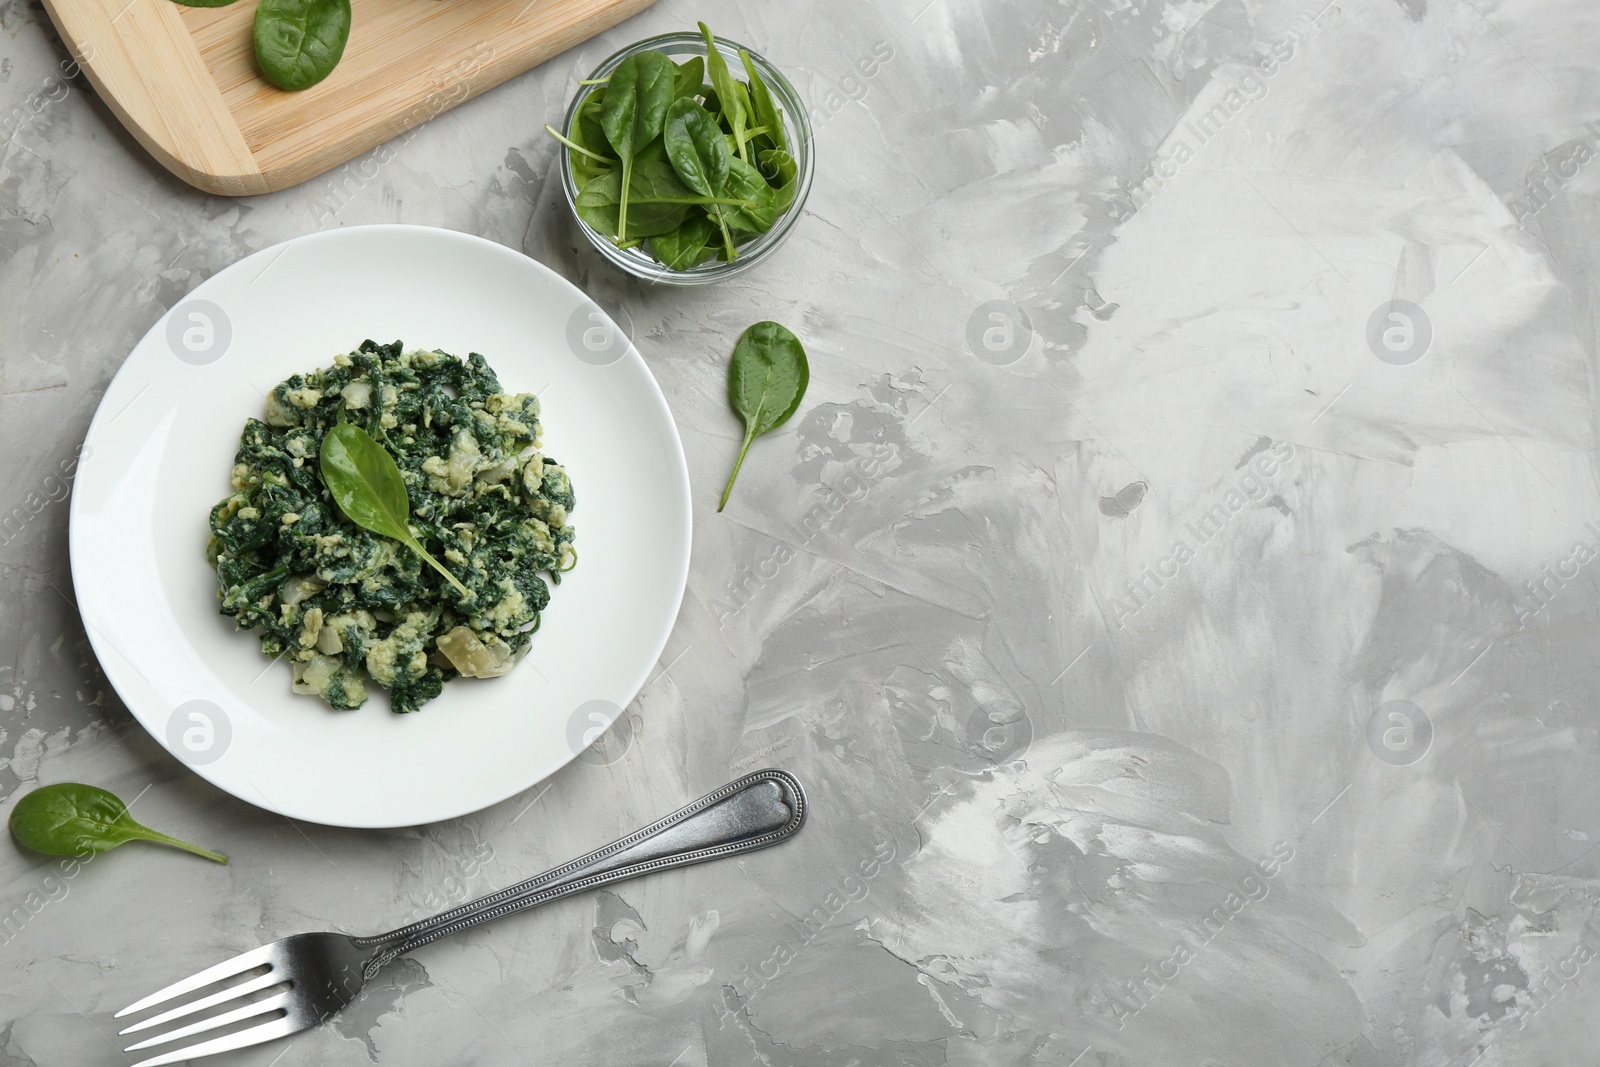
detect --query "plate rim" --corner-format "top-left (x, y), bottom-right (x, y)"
top-left (68, 223), bottom-right (692, 828)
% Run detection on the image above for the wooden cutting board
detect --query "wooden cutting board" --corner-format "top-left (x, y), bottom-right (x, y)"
top-left (41, 0), bottom-right (655, 195)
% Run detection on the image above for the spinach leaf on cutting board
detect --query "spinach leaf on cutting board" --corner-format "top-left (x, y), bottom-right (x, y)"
top-left (253, 0), bottom-right (352, 91)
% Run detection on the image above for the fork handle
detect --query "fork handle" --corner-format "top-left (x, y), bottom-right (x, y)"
top-left (353, 769), bottom-right (806, 974)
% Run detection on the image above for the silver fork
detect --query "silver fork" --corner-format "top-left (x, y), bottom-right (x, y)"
top-left (113, 769), bottom-right (807, 1066)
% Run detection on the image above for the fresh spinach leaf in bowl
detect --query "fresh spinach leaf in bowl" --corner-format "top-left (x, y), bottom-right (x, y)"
top-left (547, 22), bottom-right (800, 269)
top-left (208, 341), bottom-right (577, 713)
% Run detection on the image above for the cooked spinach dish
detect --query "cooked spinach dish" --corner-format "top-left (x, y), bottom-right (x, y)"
top-left (208, 341), bottom-right (577, 713)
top-left (546, 22), bottom-right (800, 269)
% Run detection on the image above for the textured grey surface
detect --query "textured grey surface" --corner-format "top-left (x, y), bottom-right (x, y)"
top-left (4, 0), bottom-right (1600, 1063)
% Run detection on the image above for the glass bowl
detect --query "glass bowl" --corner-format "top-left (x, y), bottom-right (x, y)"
top-left (557, 31), bottom-right (814, 285)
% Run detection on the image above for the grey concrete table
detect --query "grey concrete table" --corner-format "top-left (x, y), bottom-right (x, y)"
top-left (3, 0), bottom-right (1597, 1063)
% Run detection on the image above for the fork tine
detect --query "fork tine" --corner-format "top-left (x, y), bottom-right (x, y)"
top-left (118, 970), bottom-right (286, 1035)
top-left (115, 944), bottom-right (278, 1018)
top-left (123, 989), bottom-right (292, 1051)
top-left (127, 1015), bottom-right (301, 1067)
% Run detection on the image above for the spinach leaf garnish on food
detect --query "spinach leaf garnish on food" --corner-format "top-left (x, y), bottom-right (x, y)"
top-left (319, 424), bottom-right (472, 596)
top-left (719, 321), bottom-right (809, 512)
top-left (549, 22), bottom-right (799, 269)
top-left (9, 783), bottom-right (228, 864)
top-left (252, 0), bottom-right (351, 91)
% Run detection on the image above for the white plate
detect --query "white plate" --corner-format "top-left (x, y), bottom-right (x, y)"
top-left (69, 226), bottom-right (691, 828)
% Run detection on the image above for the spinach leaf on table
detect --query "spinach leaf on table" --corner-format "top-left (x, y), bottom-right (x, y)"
top-left (319, 423), bottom-right (472, 596)
top-left (719, 321), bottom-right (809, 512)
top-left (253, 0), bottom-right (351, 92)
top-left (600, 50), bottom-right (678, 241)
top-left (9, 783), bottom-right (228, 864)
